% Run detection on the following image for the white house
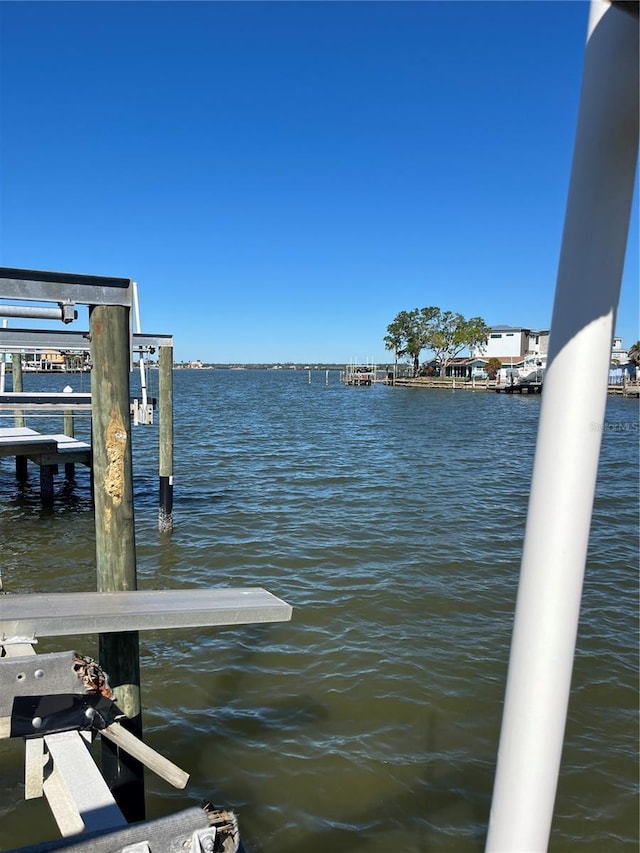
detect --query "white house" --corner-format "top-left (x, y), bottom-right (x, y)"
top-left (472, 326), bottom-right (550, 363)
top-left (610, 336), bottom-right (629, 364)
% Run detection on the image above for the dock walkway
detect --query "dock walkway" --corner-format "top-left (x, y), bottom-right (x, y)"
top-left (495, 381), bottom-right (543, 394)
top-left (0, 427), bottom-right (92, 501)
top-left (0, 392), bottom-right (93, 411)
top-left (0, 427), bottom-right (91, 464)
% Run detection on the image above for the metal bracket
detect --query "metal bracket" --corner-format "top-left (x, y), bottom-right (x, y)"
top-left (0, 651), bottom-right (86, 711)
top-left (59, 301), bottom-right (77, 323)
top-left (190, 826), bottom-right (217, 853)
top-left (0, 650), bottom-right (116, 739)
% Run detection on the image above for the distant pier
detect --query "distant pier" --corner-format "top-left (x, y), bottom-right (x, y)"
top-left (341, 362), bottom-right (390, 386)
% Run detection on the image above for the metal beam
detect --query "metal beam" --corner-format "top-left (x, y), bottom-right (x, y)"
top-left (0, 267), bottom-right (133, 308)
top-left (0, 588), bottom-right (293, 641)
top-left (0, 327), bottom-right (173, 352)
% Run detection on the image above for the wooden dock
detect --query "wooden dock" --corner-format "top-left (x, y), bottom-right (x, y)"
top-left (495, 381), bottom-right (543, 394)
top-left (0, 426), bottom-right (91, 502)
top-left (344, 370), bottom-right (375, 386)
top-left (0, 427), bottom-right (91, 463)
top-left (0, 392), bottom-right (92, 411)
top-left (342, 365), bottom-right (390, 386)
top-left (608, 380), bottom-right (640, 397)
top-left (391, 377), bottom-right (495, 390)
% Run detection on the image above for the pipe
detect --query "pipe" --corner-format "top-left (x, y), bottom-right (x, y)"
top-left (486, 3), bottom-right (638, 850)
top-left (0, 304), bottom-right (76, 322)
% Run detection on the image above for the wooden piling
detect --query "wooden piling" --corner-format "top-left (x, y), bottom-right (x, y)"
top-left (158, 344), bottom-right (174, 532)
top-left (40, 465), bottom-right (55, 505)
top-left (63, 404), bottom-right (75, 481)
top-left (11, 354), bottom-right (25, 426)
top-left (12, 354), bottom-right (27, 480)
top-left (89, 303), bottom-right (145, 821)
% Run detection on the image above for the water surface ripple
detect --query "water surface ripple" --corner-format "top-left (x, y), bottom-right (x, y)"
top-left (0, 370), bottom-right (637, 852)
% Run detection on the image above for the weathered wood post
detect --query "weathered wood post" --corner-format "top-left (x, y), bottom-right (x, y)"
top-left (39, 464), bottom-right (56, 505)
top-left (12, 353), bottom-right (27, 480)
top-left (89, 302), bottom-right (145, 821)
top-left (63, 385), bottom-right (75, 481)
top-left (11, 353), bottom-right (25, 425)
top-left (159, 343), bottom-right (174, 532)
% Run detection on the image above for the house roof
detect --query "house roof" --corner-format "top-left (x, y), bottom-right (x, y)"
top-left (489, 325), bottom-right (550, 334)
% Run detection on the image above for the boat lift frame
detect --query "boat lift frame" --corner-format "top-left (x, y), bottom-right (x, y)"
top-left (0, 268), bottom-right (175, 822)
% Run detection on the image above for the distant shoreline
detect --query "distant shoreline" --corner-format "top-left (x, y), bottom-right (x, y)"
top-left (174, 363), bottom-right (368, 370)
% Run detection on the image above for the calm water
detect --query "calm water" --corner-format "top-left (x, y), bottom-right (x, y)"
top-left (0, 369), bottom-right (638, 852)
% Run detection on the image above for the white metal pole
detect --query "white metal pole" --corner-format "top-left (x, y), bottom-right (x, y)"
top-left (0, 320), bottom-right (7, 394)
top-left (132, 281), bottom-right (148, 411)
top-left (486, 3), bottom-right (638, 851)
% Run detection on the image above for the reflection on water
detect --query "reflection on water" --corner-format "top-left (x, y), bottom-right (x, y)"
top-left (0, 371), bottom-right (638, 852)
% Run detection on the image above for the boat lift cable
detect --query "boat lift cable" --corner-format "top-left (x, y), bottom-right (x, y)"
top-left (131, 282), bottom-right (148, 417)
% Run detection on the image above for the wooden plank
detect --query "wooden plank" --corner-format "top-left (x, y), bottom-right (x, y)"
top-left (0, 427), bottom-right (39, 438)
top-left (0, 436), bottom-right (58, 458)
top-left (100, 722), bottom-right (189, 789)
top-left (36, 449), bottom-right (91, 467)
top-left (42, 434), bottom-right (91, 451)
top-left (0, 429), bottom-right (91, 465)
top-left (25, 737), bottom-right (46, 799)
top-left (33, 434), bottom-right (92, 467)
top-left (42, 731), bottom-right (127, 835)
top-left (0, 588), bottom-right (293, 640)
top-left (0, 403), bottom-right (93, 411)
top-left (0, 393), bottom-right (92, 412)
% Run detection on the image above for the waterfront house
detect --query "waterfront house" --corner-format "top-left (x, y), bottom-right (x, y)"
top-left (473, 325), bottom-right (549, 362)
top-left (467, 325), bottom-right (549, 379)
top-left (609, 337), bottom-right (636, 383)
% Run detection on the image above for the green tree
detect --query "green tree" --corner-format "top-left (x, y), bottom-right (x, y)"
top-left (486, 357), bottom-right (502, 379)
top-left (628, 341), bottom-right (640, 365)
top-left (427, 312), bottom-right (490, 378)
top-left (384, 307), bottom-right (440, 376)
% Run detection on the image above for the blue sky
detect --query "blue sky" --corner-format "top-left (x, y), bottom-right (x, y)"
top-left (0, 1), bottom-right (637, 364)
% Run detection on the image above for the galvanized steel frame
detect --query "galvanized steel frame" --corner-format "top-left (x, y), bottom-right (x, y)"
top-left (0, 267), bottom-right (133, 307)
top-left (0, 327), bottom-right (173, 352)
